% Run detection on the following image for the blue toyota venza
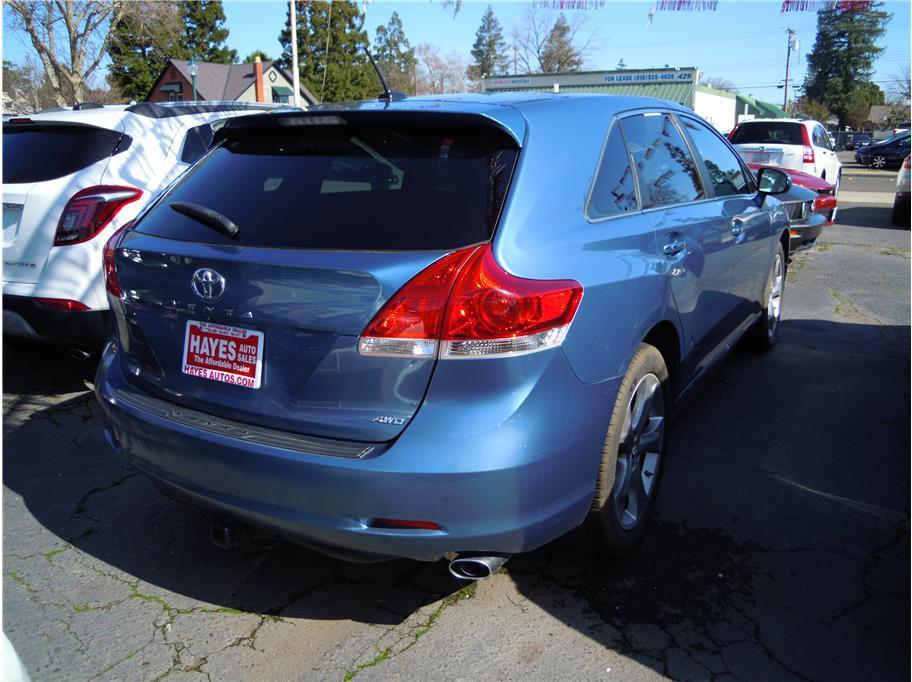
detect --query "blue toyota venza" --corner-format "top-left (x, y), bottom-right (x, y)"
top-left (96, 94), bottom-right (791, 579)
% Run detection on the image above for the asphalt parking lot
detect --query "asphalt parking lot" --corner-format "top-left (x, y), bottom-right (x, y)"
top-left (3, 153), bottom-right (909, 681)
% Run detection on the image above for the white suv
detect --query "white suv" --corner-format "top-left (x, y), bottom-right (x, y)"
top-left (3, 101), bottom-right (286, 348)
top-left (729, 118), bottom-right (842, 191)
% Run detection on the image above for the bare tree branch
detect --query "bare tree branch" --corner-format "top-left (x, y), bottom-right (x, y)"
top-left (6, 0), bottom-right (124, 105)
top-left (415, 44), bottom-right (468, 94)
top-left (509, 6), bottom-right (596, 75)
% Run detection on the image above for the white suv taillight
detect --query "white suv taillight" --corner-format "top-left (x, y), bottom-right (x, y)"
top-left (54, 185), bottom-right (141, 246)
top-left (801, 126), bottom-right (815, 165)
top-left (358, 244), bottom-right (583, 359)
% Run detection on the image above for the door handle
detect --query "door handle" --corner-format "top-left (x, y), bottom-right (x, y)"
top-left (663, 240), bottom-right (687, 256)
top-left (731, 217), bottom-right (744, 236)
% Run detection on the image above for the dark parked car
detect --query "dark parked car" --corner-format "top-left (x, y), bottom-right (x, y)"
top-left (844, 133), bottom-right (872, 151)
top-left (750, 164), bottom-right (836, 249)
top-left (95, 95), bottom-right (792, 578)
top-left (855, 132), bottom-right (912, 169)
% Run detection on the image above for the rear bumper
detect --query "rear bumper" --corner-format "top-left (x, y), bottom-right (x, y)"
top-left (95, 342), bottom-right (618, 561)
top-left (2, 295), bottom-right (110, 346)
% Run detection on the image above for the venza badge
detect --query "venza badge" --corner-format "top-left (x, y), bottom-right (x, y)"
top-left (191, 268), bottom-right (226, 301)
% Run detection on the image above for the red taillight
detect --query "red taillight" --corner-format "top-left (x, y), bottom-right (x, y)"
top-left (728, 125), bottom-right (739, 141)
top-left (801, 126), bottom-right (815, 164)
top-left (440, 245), bottom-right (582, 358)
top-left (54, 185), bottom-right (141, 246)
top-left (35, 298), bottom-right (90, 311)
top-left (358, 244), bottom-right (583, 359)
top-left (103, 221), bottom-right (134, 298)
top-left (358, 246), bottom-right (476, 358)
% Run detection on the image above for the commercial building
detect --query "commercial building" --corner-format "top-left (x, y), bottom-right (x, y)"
top-left (483, 67), bottom-right (786, 134)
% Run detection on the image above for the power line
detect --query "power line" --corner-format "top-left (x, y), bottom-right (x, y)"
top-left (731, 77), bottom-right (904, 90)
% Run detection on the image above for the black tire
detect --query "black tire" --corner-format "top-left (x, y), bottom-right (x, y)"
top-left (747, 241), bottom-right (786, 352)
top-left (871, 155), bottom-right (888, 170)
top-left (892, 203), bottom-right (910, 227)
top-left (580, 343), bottom-right (670, 557)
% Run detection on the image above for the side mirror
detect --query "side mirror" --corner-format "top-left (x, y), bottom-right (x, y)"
top-left (757, 167), bottom-right (792, 195)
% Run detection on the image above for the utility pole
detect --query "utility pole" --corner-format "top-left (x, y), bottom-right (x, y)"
top-left (784, 28), bottom-right (797, 113)
top-left (290, 0), bottom-right (301, 108)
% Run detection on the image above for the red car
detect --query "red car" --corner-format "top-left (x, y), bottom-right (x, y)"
top-left (750, 164), bottom-right (837, 249)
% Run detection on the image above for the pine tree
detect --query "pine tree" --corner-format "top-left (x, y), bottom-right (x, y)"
top-left (177, 0), bottom-right (237, 64)
top-left (467, 5), bottom-right (507, 81)
top-left (374, 12), bottom-right (417, 94)
top-left (107, 3), bottom-right (181, 101)
top-left (540, 15), bottom-right (582, 74)
top-left (243, 50), bottom-right (274, 64)
top-left (278, 0), bottom-right (374, 103)
top-left (802, 2), bottom-right (891, 129)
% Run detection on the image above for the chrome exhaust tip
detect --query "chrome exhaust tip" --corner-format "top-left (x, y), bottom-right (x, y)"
top-left (448, 554), bottom-right (510, 581)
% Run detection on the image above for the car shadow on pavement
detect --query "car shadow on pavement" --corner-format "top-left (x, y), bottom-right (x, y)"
top-left (2, 318), bottom-right (909, 680)
top-left (837, 206), bottom-right (904, 229)
top-left (506, 317), bottom-right (910, 680)
top-left (2, 339), bottom-right (98, 397)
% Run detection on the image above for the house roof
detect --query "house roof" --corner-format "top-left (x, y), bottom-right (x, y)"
top-left (156, 59), bottom-right (316, 104)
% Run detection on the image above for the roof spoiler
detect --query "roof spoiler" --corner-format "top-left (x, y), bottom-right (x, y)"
top-left (210, 110), bottom-right (524, 147)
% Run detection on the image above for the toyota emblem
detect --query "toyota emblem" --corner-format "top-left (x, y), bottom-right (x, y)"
top-left (191, 268), bottom-right (226, 301)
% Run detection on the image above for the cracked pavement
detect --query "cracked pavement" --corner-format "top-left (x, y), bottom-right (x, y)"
top-left (3, 159), bottom-right (909, 681)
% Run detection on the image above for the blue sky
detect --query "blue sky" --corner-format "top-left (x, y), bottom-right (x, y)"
top-left (3, 0), bottom-right (910, 102)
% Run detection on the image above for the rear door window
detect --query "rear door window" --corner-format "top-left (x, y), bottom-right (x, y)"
top-left (587, 122), bottom-right (638, 219)
top-left (136, 123), bottom-right (519, 251)
top-left (2, 124), bottom-right (126, 183)
top-left (179, 123), bottom-right (214, 164)
top-left (620, 113), bottom-right (704, 209)
top-left (813, 125), bottom-right (830, 150)
top-left (678, 116), bottom-right (751, 197)
top-left (730, 122), bottom-right (804, 145)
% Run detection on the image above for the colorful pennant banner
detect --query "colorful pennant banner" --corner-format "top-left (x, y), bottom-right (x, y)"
top-left (531, 1), bottom-right (611, 8)
top-left (781, 0), bottom-right (874, 11)
top-left (653, 0), bottom-right (719, 9)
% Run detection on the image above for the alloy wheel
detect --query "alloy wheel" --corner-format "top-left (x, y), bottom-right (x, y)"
top-left (767, 252), bottom-right (784, 339)
top-left (872, 155), bottom-right (887, 169)
top-left (613, 373), bottom-right (665, 531)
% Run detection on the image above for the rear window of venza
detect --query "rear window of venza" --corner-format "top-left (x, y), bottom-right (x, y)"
top-left (136, 122), bottom-right (519, 251)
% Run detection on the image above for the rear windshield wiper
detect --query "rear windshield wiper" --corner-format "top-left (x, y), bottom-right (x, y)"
top-left (169, 201), bottom-right (240, 239)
